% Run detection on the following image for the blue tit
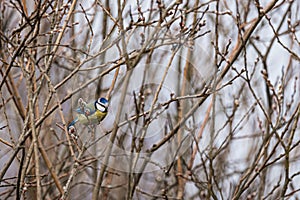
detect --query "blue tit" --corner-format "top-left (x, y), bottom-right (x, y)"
top-left (68, 97), bottom-right (108, 134)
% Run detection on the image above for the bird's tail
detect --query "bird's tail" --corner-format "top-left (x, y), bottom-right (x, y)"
top-left (67, 118), bottom-right (78, 131)
top-left (67, 118), bottom-right (79, 139)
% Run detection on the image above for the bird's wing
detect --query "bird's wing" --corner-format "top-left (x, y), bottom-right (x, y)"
top-left (74, 102), bottom-right (96, 116)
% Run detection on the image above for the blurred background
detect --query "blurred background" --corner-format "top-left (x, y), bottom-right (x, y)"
top-left (0, 0), bottom-right (299, 199)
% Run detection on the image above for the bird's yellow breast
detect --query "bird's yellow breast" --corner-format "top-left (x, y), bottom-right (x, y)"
top-left (95, 110), bottom-right (107, 120)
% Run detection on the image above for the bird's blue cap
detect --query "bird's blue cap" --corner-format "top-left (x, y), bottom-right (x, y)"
top-left (100, 98), bottom-right (108, 104)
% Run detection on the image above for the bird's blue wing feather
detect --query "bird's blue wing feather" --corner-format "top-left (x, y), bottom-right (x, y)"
top-left (68, 118), bottom-right (78, 130)
top-left (75, 107), bottom-right (85, 114)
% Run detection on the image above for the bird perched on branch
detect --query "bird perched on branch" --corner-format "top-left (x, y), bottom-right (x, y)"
top-left (68, 97), bottom-right (108, 136)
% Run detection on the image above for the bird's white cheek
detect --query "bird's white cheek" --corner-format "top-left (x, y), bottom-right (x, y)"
top-left (96, 103), bottom-right (106, 112)
top-left (99, 107), bottom-right (106, 112)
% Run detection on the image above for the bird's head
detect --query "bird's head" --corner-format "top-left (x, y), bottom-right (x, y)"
top-left (95, 97), bottom-right (108, 112)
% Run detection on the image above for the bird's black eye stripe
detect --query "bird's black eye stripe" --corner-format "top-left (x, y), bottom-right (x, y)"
top-left (96, 102), bottom-right (107, 112)
top-left (100, 103), bottom-right (107, 107)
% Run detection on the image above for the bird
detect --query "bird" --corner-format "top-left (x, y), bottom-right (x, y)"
top-left (67, 97), bottom-right (109, 135)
